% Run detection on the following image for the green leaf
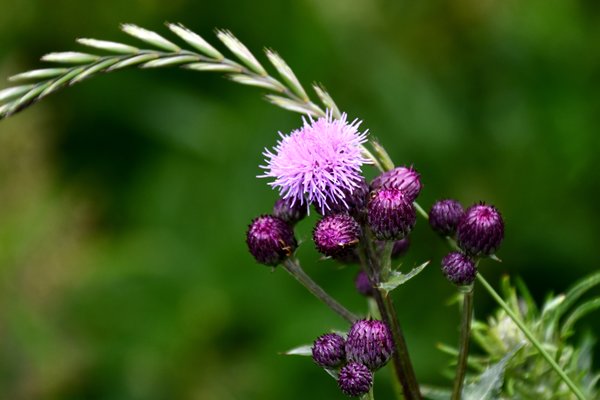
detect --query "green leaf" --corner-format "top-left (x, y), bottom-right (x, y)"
top-left (280, 344), bottom-right (312, 356)
top-left (463, 344), bottom-right (523, 400)
top-left (378, 261), bottom-right (429, 292)
top-left (556, 271), bottom-right (600, 319)
top-left (421, 385), bottom-right (451, 400)
top-left (561, 297), bottom-right (600, 338)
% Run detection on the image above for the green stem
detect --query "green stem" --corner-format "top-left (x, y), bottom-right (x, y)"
top-left (360, 233), bottom-right (422, 400)
top-left (451, 286), bottom-right (474, 400)
top-left (282, 258), bottom-right (358, 323)
top-left (413, 201), bottom-right (429, 220)
top-left (476, 273), bottom-right (586, 400)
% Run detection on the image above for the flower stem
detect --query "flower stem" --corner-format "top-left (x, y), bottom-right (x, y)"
top-left (360, 234), bottom-right (422, 400)
top-left (282, 258), bottom-right (358, 323)
top-left (476, 273), bottom-right (586, 400)
top-left (413, 201), bottom-right (429, 220)
top-left (451, 286), bottom-right (474, 400)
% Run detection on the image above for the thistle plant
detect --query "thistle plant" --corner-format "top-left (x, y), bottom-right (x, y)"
top-left (2, 23), bottom-right (599, 400)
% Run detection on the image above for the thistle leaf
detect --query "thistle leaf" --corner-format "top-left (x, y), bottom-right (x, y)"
top-left (557, 271), bottom-right (600, 319)
top-left (378, 261), bottom-right (430, 292)
top-left (9, 68), bottom-right (69, 82)
top-left (167, 23), bottom-right (223, 60)
top-left (77, 38), bottom-right (139, 54)
top-left (561, 297), bottom-right (600, 338)
top-left (41, 52), bottom-right (100, 64)
top-left (281, 344), bottom-right (312, 356)
top-left (421, 385), bottom-right (451, 400)
top-left (265, 49), bottom-right (308, 101)
top-left (216, 29), bottom-right (267, 76)
top-left (121, 24), bottom-right (180, 52)
top-left (463, 344), bottom-right (524, 400)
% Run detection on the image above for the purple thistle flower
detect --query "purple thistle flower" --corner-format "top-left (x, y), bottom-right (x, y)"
top-left (313, 213), bottom-right (362, 257)
top-left (355, 270), bottom-right (373, 297)
top-left (370, 166), bottom-right (422, 201)
top-left (338, 362), bottom-right (373, 397)
top-left (321, 176), bottom-right (370, 217)
top-left (260, 112), bottom-right (370, 214)
top-left (441, 252), bottom-right (477, 286)
top-left (457, 203), bottom-right (504, 256)
top-left (246, 215), bottom-right (296, 266)
top-left (345, 319), bottom-right (394, 371)
top-left (312, 333), bottom-right (346, 368)
top-left (273, 196), bottom-right (307, 225)
top-left (367, 188), bottom-right (416, 241)
top-left (429, 199), bottom-right (464, 236)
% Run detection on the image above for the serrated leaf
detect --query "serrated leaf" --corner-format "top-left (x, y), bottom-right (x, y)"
top-left (167, 23), bottom-right (223, 60)
top-left (77, 38), bottom-right (139, 54)
top-left (216, 29), bottom-right (266, 75)
top-left (265, 49), bottom-right (308, 101)
top-left (41, 51), bottom-right (100, 64)
top-left (184, 62), bottom-right (241, 72)
top-left (141, 55), bottom-right (199, 68)
top-left (557, 271), bottom-right (600, 319)
top-left (421, 385), bottom-right (451, 400)
top-left (561, 297), bottom-right (600, 338)
top-left (121, 24), bottom-right (180, 52)
top-left (378, 261), bottom-right (430, 292)
top-left (463, 343), bottom-right (523, 400)
top-left (9, 68), bottom-right (69, 82)
top-left (281, 344), bottom-right (312, 356)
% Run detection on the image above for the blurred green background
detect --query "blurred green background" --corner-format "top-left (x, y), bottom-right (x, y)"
top-left (1, 0), bottom-right (599, 398)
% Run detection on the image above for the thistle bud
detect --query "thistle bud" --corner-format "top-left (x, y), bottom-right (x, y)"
top-left (370, 166), bottom-right (422, 201)
top-left (367, 188), bottom-right (416, 241)
top-left (312, 333), bottom-right (346, 368)
top-left (355, 271), bottom-right (373, 297)
top-left (313, 214), bottom-right (361, 257)
top-left (345, 319), bottom-right (394, 370)
top-left (441, 252), bottom-right (477, 286)
top-left (338, 362), bottom-right (373, 397)
top-left (246, 215), bottom-right (296, 266)
top-left (273, 197), bottom-right (306, 225)
top-left (429, 199), bottom-right (464, 236)
top-left (457, 203), bottom-right (504, 256)
top-left (319, 177), bottom-right (369, 217)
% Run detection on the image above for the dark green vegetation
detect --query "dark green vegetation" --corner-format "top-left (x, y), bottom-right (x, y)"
top-left (0, 0), bottom-right (599, 398)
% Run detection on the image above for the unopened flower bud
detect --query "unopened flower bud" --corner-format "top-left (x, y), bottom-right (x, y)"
top-left (313, 214), bottom-right (361, 257)
top-left (324, 177), bottom-right (370, 216)
top-left (273, 197), bottom-right (306, 225)
top-left (429, 199), bottom-right (464, 236)
top-left (345, 319), bottom-right (394, 370)
top-left (355, 271), bottom-right (373, 297)
top-left (338, 362), bottom-right (373, 397)
top-left (367, 188), bottom-right (416, 241)
top-left (246, 215), bottom-right (296, 266)
top-left (370, 166), bottom-right (422, 201)
top-left (457, 203), bottom-right (504, 256)
top-left (441, 252), bottom-right (477, 286)
top-left (312, 333), bottom-right (346, 368)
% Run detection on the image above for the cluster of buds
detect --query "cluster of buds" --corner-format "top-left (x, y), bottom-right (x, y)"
top-left (312, 319), bottom-right (394, 397)
top-left (429, 200), bottom-right (505, 286)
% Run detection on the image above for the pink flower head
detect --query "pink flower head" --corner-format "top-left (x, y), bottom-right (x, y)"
top-left (260, 112), bottom-right (369, 214)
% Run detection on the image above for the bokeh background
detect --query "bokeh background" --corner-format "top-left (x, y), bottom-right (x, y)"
top-left (1, 0), bottom-right (599, 398)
